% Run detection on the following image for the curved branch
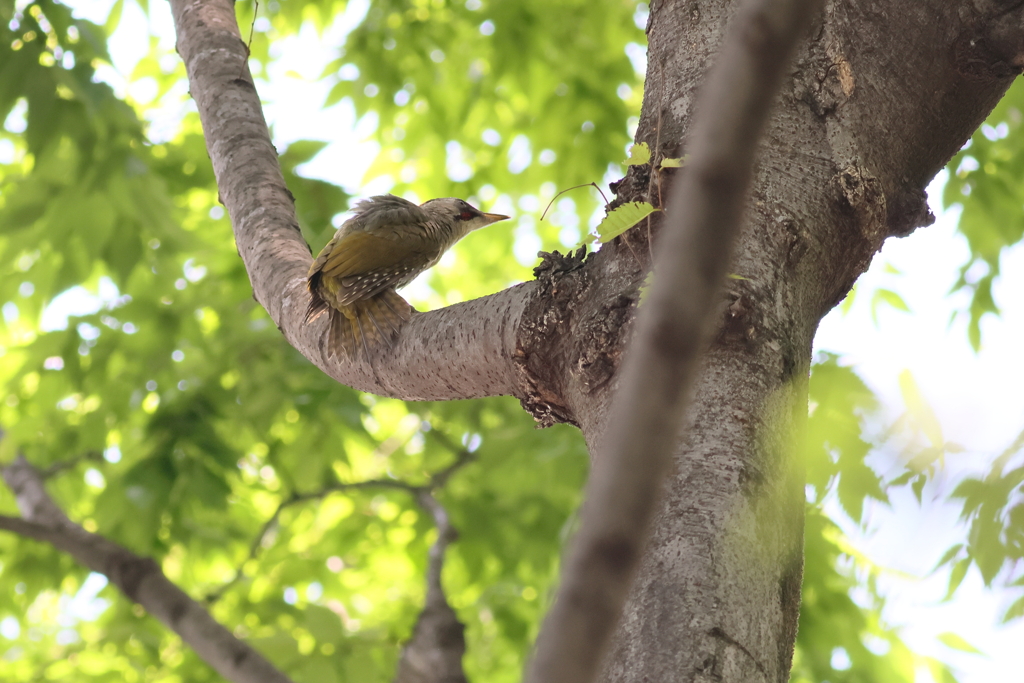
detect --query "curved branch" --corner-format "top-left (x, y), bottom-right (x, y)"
top-left (524, 0), bottom-right (825, 682)
top-left (168, 0), bottom-right (531, 401)
top-left (0, 452), bottom-right (294, 683)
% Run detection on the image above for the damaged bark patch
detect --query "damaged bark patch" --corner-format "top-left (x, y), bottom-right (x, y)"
top-left (716, 292), bottom-right (759, 348)
top-left (514, 248), bottom-right (590, 428)
top-left (886, 185), bottom-right (933, 237)
top-left (829, 163), bottom-right (888, 283)
top-left (572, 294), bottom-right (632, 394)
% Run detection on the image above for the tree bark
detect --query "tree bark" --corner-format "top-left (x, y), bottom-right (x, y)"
top-left (525, 0), bottom-right (823, 681)
top-left (589, 1), bottom-right (1023, 681)
top-left (170, 0), bottom-right (1024, 681)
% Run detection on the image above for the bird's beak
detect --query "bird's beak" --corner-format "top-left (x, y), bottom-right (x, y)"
top-left (482, 212), bottom-right (510, 224)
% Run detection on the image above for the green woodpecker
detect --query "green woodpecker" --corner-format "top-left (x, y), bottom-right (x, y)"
top-left (306, 194), bottom-right (509, 358)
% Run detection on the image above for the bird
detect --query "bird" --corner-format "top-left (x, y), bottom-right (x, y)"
top-left (306, 194), bottom-right (510, 359)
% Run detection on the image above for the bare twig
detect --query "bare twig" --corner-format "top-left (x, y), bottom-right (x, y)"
top-left (0, 444), bottom-right (294, 683)
top-left (540, 182), bottom-right (610, 221)
top-left (40, 450), bottom-right (103, 479)
top-left (645, 58), bottom-right (666, 263)
top-left (206, 432), bottom-right (475, 603)
top-left (523, 1), bottom-right (825, 682)
top-left (204, 477), bottom-right (415, 603)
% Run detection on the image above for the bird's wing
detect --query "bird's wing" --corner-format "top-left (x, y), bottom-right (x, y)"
top-left (351, 195), bottom-right (431, 235)
top-left (314, 231), bottom-right (436, 304)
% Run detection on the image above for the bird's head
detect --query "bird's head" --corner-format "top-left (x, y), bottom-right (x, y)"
top-left (421, 197), bottom-right (510, 236)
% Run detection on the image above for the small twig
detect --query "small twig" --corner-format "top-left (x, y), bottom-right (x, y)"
top-left (40, 450), bottom-right (103, 479)
top-left (646, 58), bottom-right (667, 264)
top-left (246, 0), bottom-right (259, 55)
top-left (206, 431), bottom-right (476, 603)
top-left (541, 182), bottom-right (611, 221)
top-left (425, 429), bottom-right (476, 487)
top-left (237, 0), bottom-right (259, 79)
top-left (204, 477), bottom-right (415, 603)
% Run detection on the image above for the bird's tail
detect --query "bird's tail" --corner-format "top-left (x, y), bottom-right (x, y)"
top-left (328, 289), bottom-right (414, 359)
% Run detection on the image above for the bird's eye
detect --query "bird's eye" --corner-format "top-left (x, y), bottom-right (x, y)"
top-left (458, 210), bottom-right (474, 221)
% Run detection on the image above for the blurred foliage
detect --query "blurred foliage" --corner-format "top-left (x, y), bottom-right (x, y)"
top-left (944, 79), bottom-right (1024, 351)
top-left (935, 429), bottom-right (1024, 624)
top-left (0, 1), bottom-right (1021, 683)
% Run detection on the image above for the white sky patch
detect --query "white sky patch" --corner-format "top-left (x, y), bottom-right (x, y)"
top-left (40, 277), bottom-right (123, 332)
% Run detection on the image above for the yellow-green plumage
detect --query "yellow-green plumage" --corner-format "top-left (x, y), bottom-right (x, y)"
top-left (306, 194), bottom-right (509, 359)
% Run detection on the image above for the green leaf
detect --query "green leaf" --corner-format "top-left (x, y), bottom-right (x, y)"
top-left (659, 156), bottom-right (686, 168)
top-left (624, 142), bottom-right (651, 166)
top-left (933, 544), bottom-right (964, 570)
top-left (925, 657), bottom-right (962, 683)
top-left (1002, 595), bottom-right (1024, 622)
top-left (595, 202), bottom-right (658, 243)
top-left (937, 632), bottom-right (984, 655)
top-left (870, 287), bottom-right (911, 324)
top-left (899, 369), bottom-right (945, 450)
top-left (912, 473), bottom-right (927, 502)
top-left (638, 271), bottom-right (654, 304)
top-left (887, 470), bottom-right (915, 487)
top-left (105, 0), bottom-right (125, 34)
top-left (944, 558), bottom-right (971, 600)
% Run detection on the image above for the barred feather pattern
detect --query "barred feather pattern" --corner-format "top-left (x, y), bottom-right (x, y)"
top-left (327, 289), bottom-right (414, 359)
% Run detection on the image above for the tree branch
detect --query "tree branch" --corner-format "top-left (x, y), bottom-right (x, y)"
top-left (168, 0), bottom-right (532, 401)
top-left (524, 0), bottom-right (825, 682)
top-left (39, 449), bottom-right (103, 479)
top-left (207, 433), bottom-right (474, 603)
top-left (393, 487), bottom-right (467, 683)
top-left (200, 432), bottom-right (476, 683)
top-left (0, 449), bottom-right (295, 683)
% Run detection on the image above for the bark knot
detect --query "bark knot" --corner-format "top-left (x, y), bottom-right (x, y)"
top-left (832, 164), bottom-right (886, 248)
top-left (796, 38), bottom-right (854, 118)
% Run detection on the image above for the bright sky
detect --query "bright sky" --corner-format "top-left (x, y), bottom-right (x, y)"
top-left (43, 2), bottom-right (1024, 681)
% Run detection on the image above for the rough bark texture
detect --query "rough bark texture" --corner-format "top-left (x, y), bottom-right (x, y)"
top-left (525, 1), bottom-right (823, 681)
top-left (169, 0), bottom-right (1024, 682)
top-left (593, 2), bottom-right (1022, 681)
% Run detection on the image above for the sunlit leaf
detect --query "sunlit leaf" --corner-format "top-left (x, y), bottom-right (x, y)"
top-left (595, 202), bottom-right (658, 243)
top-left (937, 632), bottom-right (984, 655)
top-left (625, 142), bottom-right (651, 166)
top-left (898, 369), bottom-right (945, 450)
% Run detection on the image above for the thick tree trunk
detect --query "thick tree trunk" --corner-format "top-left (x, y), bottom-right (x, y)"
top-left (563, 1), bottom-right (1021, 681)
